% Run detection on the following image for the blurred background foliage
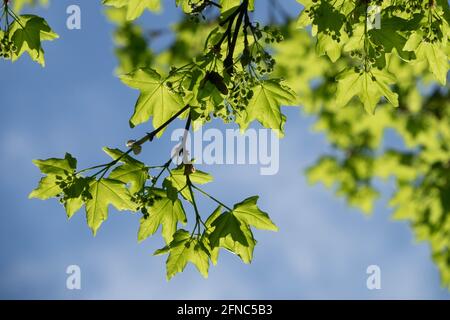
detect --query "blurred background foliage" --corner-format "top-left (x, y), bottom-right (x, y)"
top-left (12, 0), bottom-right (48, 12)
top-left (16, 0), bottom-right (450, 287)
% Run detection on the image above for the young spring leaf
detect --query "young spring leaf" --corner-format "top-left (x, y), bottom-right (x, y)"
top-left (368, 15), bottom-right (415, 64)
top-left (207, 197), bottom-right (276, 264)
top-left (232, 196), bottom-right (278, 231)
top-left (404, 31), bottom-right (449, 85)
top-left (29, 153), bottom-right (77, 199)
top-left (85, 178), bottom-right (136, 235)
top-left (8, 14), bottom-right (59, 66)
top-left (209, 211), bottom-right (248, 248)
top-left (238, 79), bottom-right (296, 136)
top-left (154, 230), bottom-right (210, 280)
top-left (29, 175), bottom-right (62, 200)
top-left (103, 147), bottom-right (149, 194)
top-left (215, 221), bottom-right (256, 265)
top-left (138, 195), bottom-right (187, 244)
top-left (297, 0), bottom-right (347, 62)
top-left (335, 68), bottom-right (399, 114)
top-left (65, 197), bottom-right (84, 219)
top-left (120, 68), bottom-right (185, 132)
top-left (31, 153), bottom-right (76, 176)
top-left (29, 153), bottom-right (85, 218)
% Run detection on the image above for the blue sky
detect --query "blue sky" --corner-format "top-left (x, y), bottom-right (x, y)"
top-left (0, 0), bottom-right (449, 299)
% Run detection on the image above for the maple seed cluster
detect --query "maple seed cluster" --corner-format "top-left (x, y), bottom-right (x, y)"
top-left (0, 34), bottom-right (16, 59)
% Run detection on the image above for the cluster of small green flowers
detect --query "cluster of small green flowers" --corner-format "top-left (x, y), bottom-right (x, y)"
top-left (349, 43), bottom-right (384, 65)
top-left (421, 24), bottom-right (441, 43)
top-left (212, 103), bottom-right (233, 123)
top-left (55, 174), bottom-right (91, 204)
top-left (185, 0), bottom-right (211, 22)
top-left (131, 189), bottom-right (163, 217)
top-left (228, 72), bottom-right (255, 110)
top-left (202, 24), bottom-right (283, 123)
top-left (247, 24), bottom-right (282, 73)
top-left (0, 34), bottom-right (16, 59)
top-left (403, 0), bottom-right (426, 14)
top-left (389, 0), bottom-right (435, 18)
top-left (196, 101), bottom-right (212, 122)
top-left (166, 69), bottom-right (189, 99)
top-left (252, 50), bottom-right (276, 75)
top-left (304, 3), bottom-right (343, 42)
top-left (259, 25), bottom-right (284, 44)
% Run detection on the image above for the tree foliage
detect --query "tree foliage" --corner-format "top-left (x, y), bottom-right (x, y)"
top-left (8, 0), bottom-right (449, 285)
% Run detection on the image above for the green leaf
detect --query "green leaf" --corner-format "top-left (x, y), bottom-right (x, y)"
top-left (155, 230), bottom-right (210, 280)
top-left (207, 197), bottom-right (276, 264)
top-left (63, 177), bottom-right (90, 218)
top-left (9, 14), bottom-right (58, 66)
top-left (164, 166), bottom-right (213, 202)
top-left (416, 42), bottom-right (448, 85)
top-left (335, 68), bottom-right (399, 113)
top-left (103, 148), bottom-right (148, 194)
top-left (368, 16), bottom-right (414, 62)
top-left (205, 205), bottom-right (222, 228)
top-left (120, 68), bottom-right (185, 132)
top-left (30, 154), bottom-right (85, 217)
top-left (316, 32), bottom-right (344, 63)
top-left (103, 0), bottom-right (161, 21)
top-left (138, 196), bottom-right (187, 244)
top-left (232, 196), bottom-right (278, 231)
top-left (29, 175), bottom-right (62, 200)
top-left (85, 178), bottom-right (136, 235)
top-left (214, 221), bottom-right (256, 264)
top-left (209, 211), bottom-right (248, 248)
top-left (239, 80), bottom-right (296, 136)
top-left (65, 197), bottom-right (84, 219)
top-left (298, 1), bottom-right (346, 62)
top-left (32, 153), bottom-right (76, 176)
top-left (206, 208), bottom-right (256, 264)
top-left (404, 33), bottom-right (448, 85)
top-left (29, 153), bottom-right (77, 200)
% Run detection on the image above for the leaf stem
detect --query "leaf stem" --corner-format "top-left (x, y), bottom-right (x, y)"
top-left (187, 176), bottom-right (209, 232)
top-left (191, 184), bottom-right (233, 212)
top-left (150, 159), bottom-right (172, 188)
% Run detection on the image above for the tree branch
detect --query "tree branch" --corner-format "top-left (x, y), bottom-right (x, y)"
top-left (77, 104), bottom-right (190, 177)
